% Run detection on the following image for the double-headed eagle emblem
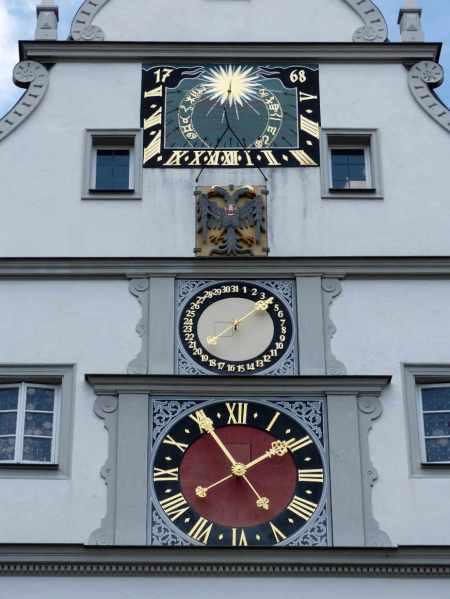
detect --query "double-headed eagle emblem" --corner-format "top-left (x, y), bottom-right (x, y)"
top-left (195, 185), bottom-right (268, 257)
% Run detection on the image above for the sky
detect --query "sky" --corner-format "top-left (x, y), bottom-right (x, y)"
top-left (0, 0), bottom-right (449, 117)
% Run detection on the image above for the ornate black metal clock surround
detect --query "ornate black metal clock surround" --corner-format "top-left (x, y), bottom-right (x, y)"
top-left (141, 63), bottom-right (320, 168)
top-left (176, 280), bottom-right (297, 376)
top-left (150, 398), bottom-right (329, 547)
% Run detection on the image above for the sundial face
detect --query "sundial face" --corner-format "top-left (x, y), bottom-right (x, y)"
top-left (141, 63), bottom-right (321, 169)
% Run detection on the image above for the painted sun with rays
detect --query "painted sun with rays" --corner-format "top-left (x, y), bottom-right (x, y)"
top-left (202, 65), bottom-right (261, 110)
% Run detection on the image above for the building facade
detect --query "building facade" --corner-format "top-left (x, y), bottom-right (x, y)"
top-left (0, 0), bottom-right (450, 595)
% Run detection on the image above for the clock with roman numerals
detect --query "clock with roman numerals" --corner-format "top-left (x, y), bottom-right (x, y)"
top-left (176, 279), bottom-right (297, 376)
top-left (150, 398), bottom-right (329, 547)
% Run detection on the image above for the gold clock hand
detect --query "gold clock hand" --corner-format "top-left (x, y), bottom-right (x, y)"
top-left (195, 411), bottom-right (237, 466)
top-left (207, 297), bottom-right (274, 346)
top-left (242, 440), bottom-right (289, 471)
top-left (243, 475), bottom-right (270, 511)
top-left (195, 474), bottom-right (270, 511)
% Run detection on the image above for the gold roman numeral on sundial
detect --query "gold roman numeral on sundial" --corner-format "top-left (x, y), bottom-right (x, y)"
top-left (286, 435), bottom-right (313, 453)
top-left (287, 496), bottom-right (317, 521)
top-left (232, 528), bottom-right (248, 546)
top-left (226, 402), bottom-right (248, 425)
top-left (163, 435), bottom-right (188, 452)
top-left (153, 467), bottom-right (179, 482)
top-left (298, 468), bottom-right (324, 483)
top-left (300, 115), bottom-right (320, 139)
top-left (160, 493), bottom-right (189, 521)
top-left (269, 522), bottom-right (287, 544)
top-left (189, 517), bottom-right (213, 544)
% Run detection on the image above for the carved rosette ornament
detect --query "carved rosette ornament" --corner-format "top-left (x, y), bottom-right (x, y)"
top-left (408, 61), bottom-right (450, 133)
top-left (0, 61), bottom-right (49, 143)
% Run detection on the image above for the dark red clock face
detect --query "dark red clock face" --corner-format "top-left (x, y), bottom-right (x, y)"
top-left (151, 400), bottom-right (326, 547)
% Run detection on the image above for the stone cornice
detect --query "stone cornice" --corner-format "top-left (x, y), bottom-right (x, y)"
top-left (19, 41), bottom-right (441, 65)
top-left (85, 374), bottom-right (391, 396)
top-left (2, 257), bottom-right (450, 279)
top-left (1, 545), bottom-right (450, 576)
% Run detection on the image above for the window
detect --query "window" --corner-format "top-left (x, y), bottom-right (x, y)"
top-left (0, 383), bottom-right (59, 464)
top-left (320, 129), bottom-right (383, 199)
top-left (418, 385), bottom-right (450, 464)
top-left (403, 364), bottom-right (450, 477)
top-left (83, 129), bottom-right (143, 200)
top-left (0, 365), bottom-right (74, 479)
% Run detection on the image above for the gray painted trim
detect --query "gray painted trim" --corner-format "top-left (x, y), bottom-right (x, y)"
top-left (328, 394), bottom-right (365, 546)
top-left (296, 277), bottom-right (326, 375)
top-left (0, 61), bottom-right (49, 143)
top-left (4, 257), bottom-right (450, 279)
top-left (321, 279), bottom-right (346, 375)
top-left (70, 0), bottom-right (109, 41)
top-left (89, 395), bottom-right (118, 545)
top-left (1, 545), bottom-right (450, 577)
top-left (68, 0), bottom-right (387, 44)
top-left (408, 61), bottom-right (450, 133)
top-left (0, 364), bottom-right (74, 479)
top-left (82, 129), bottom-right (143, 201)
top-left (320, 128), bottom-right (384, 200)
top-left (86, 375), bottom-right (391, 548)
top-left (86, 375), bottom-right (391, 397)
top-left (19, 41), bottom-right (440, 64)
top-left (115, 394), bottom-right (148, 545)
top-left (402, 364), bottom-right (450, 478)
top-left (344, 0), bottom-right (388, 43)
top-left (127, 279), bottom-right (150, 374)
top-left (149, 277), bottom-right (175, 375)
top-left (357, 395), bottom-right (392, 547)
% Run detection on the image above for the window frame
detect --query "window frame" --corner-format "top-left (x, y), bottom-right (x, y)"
top-left (0, 365), bottom-right (74, 479)
top-left (328, 145), bottom-right (372, 190)
top-left (320, 128), bottom-right (383, 200)
top-left (417, 383), bottom-right (450, 466)
top-left (403, 364), bottom-right (450, 478)
top-left (83, 129), bottom-right (143, 201)
top-left (0, 382), bottom-right (60, 465)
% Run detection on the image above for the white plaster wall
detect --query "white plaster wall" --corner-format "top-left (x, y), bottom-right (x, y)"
top-left (3, 576), bottom-right (450, 599)
top-left (0, 61), bottom-right (449, 257)
top-left (332, 278), bottom-right (450, 545)
top-left (94, 0), bottom-right (361, 42)
top-left (0, 280), bottom-right (140, 543)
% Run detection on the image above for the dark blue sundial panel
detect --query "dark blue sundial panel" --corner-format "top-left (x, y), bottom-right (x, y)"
top-left (141, 63), bottom-right (321, 169)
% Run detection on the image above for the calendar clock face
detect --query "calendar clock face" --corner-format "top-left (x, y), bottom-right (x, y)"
top-left (141, 63), bottom-right (320, 168)
top-left (150, 399), bottom-right (327, 547)
top-left (177, 280), bottom-right (296, 376)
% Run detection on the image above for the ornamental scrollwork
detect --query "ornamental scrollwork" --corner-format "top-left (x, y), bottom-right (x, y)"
top-left (0, 62), bottom-right (49, 143)
top-left (408, 61), bottom-right (450, 133)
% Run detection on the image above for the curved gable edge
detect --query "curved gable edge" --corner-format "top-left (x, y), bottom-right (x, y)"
top-left (69, 0), bottom-right (388, 43)
top-left (408, 61), bottom-right (450, 133)
top-left (0, 61), bottom-right (49, 143)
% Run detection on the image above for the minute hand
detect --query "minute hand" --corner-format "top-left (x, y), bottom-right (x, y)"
top-left (242, 440), bottom-right (289, 472)
top-left (207, 297), bottom-right (274, 346)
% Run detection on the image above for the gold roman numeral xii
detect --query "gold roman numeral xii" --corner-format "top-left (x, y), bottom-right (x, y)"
top-left (226, 402), bottom-right (248, 425)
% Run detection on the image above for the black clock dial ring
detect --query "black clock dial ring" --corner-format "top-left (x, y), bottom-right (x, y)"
top-left (151, 399), bottom-right (326, 547)
top-left (178, 281), bottom-right (295, 375)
